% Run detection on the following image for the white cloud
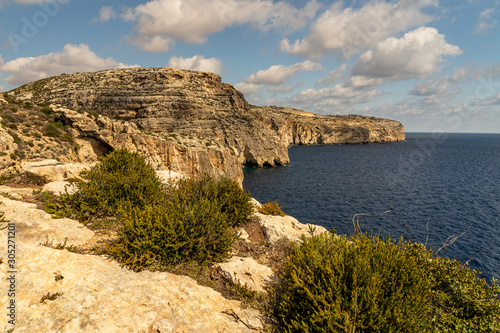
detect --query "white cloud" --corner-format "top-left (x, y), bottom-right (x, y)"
top-left (167, 55), bottom-right (222, 74)
top-left (234, 82), bottom-right (263, 96)
top-left (122, 0), bottom-right (320, 52)
top-left (280, 0), bottom-right (437, 59)
top-left (0, 43), bottom-right (139, 86)
top-left (126, 35), bottom-right (171, 53)
top-left (267, 83), bottom-right (302, 93)
top-left (352, 27), bottom-right (462, 80)
top-left (478, 93), bottom-right (500, 105)
top-left (316, 64), bottom-right (348, 87)
top-left (344, 75), bottom-right (384, 89)
top-left (244, 60), bottom-right (322, 86)
top-left (292, 84), bottom-right (381, 104)
top-left (411, 67), bottom-right (469, 96)
top-left (92, 6), bottom-right (117, 23)
top-left (475, 8), bottom-right (497, 34)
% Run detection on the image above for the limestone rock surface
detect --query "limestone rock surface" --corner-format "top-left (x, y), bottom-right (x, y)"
top-left (0, 193), bottom-right (263, 333)
top-left (254, 212), bottom-right (329, 245)
top-left (0, 197), bottom-right (93, 247)
top-left (21, 159), bottom-right (92, 182)
top-left (215, 256), bottom-right (276, 293)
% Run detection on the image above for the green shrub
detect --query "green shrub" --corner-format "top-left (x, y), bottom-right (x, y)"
top-left (40, 107), bottom-right (54, 116)
top-left (410, 244), bottom-right (500, 332)
top-left (59, 149), bottom-right (166, 221)
top-left (106, 199), bottom-right (236, 270)
top-left (104, 173), bottom-right (251, 270)
top-left (170, 174), bottom-right (253, 227)
top-left (259, 200), bottom-right (285, 216)
top-left (44, 123), bottom-right (62, 137)
top-left (271, 233), bottom-right (432, 332)
top-left (7, 130), bottom-right (22, 144)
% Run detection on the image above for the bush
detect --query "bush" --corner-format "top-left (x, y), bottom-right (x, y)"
top-left (271, 233), bottom-right (432, 332)
top-left (259, 200), bottom-right (285, 216)
top-left (40, 107), bottom-right (54, 116)
top-left (106, 199), bottom-right (236, 270)
top-left (104, 173), bottom-right (252, 270)
top-left (59, 149), bottom-right (166, 221)
top-left (411, 244), bottom-right (500, 332)
top-left (170, 174), bottom-right (253, 227)
top-left (44, 123), bottom-right (62, 137)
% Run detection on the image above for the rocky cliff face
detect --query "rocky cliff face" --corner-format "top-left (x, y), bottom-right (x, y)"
top-left (6, 68), bottom-right (405, 180)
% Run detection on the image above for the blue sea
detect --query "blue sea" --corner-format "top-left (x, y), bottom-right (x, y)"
top-left (243, 133), bottom-right (500, 280)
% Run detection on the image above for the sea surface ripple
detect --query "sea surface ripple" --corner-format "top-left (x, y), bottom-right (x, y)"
top-left (243, 133), bottom-right (500, 280)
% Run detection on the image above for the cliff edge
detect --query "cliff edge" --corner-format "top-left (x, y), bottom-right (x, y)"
top-left (4, 68), bottom-right (405, 181)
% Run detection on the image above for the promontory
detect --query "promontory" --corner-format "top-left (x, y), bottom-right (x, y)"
top-left (2, 67), bottom-right (405, 182)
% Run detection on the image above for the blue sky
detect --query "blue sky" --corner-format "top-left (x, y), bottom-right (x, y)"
top-left (0, 0), bottom-right (499, 133)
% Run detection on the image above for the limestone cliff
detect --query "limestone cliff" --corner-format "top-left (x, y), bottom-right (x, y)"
top-left (5, 68), bottom-right (405, 180)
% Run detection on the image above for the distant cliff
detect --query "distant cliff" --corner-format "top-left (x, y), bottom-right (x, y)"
top-left (5, 68), bottom-right (405, 181)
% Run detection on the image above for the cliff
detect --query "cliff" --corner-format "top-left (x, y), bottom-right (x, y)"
top-left (3, 68), bottom-right (405, 181)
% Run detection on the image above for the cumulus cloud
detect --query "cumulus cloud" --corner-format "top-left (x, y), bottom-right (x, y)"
top-left (352, 27), bottom-right (462, 80)
top-left (344, 75), bottom-right (384, 89)
top-left (316, 64), bottom-right (348, 87)
top-left (292, 84), bottom-right (381, 104)
top-left (267, 83), bottom-right (303, 93)
top-left (244, 60), bottom-right (322, 86)
top-left (92, 6), bottom-right (117, 23)
top-left (475, 8), bottom-right (497, 34)
top-left (411, 67), bottom-right (469, 96)
top-left (122, 0), bottom-right (320, 52)
top-left (167, 55), bottom-right (222, 74)
top-left (0, 44), bottom-right (139, 86)
top-left (234, 82), bottom-right (264, 96)
top-left (280, 0), bottom-right (437, 59)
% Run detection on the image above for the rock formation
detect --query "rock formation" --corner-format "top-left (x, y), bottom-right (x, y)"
top-left (6, 68), bottom-right (405, 181)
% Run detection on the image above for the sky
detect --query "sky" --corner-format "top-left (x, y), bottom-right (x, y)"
top-left (0, 0), bottom-right (499, 133)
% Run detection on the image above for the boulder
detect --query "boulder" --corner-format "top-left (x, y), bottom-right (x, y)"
top-left (21, 159), bottom-right (92, 182)
top-left (254, 212), bottom-right (328, 245)
top-left (215, 256), bottom-right (276, 293)
top-left (42, 181), bottom-right (77, 195)
top-left (156, 170), bottom-right (186, 184)
top-left (0, 242), bottom-right (263, 333)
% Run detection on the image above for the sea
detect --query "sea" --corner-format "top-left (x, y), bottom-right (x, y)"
top-left (243, 132), bottom-right (500, 280)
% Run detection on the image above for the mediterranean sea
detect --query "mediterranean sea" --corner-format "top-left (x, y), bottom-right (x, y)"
top-left (243, 132), bottom-right (500, 280)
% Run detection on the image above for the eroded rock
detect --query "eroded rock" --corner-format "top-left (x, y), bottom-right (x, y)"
top-left (215, 256), bottom-right (276, 293)
top-left (254, 212), bottom-right (329, 245)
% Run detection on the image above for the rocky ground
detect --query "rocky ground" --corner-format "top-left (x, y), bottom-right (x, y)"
top-left (0, 162), bottom-right (328, 332)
